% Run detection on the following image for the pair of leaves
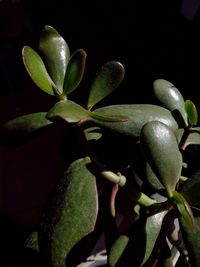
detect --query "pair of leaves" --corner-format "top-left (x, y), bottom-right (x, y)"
top-left (23, 25), bottom-right (86, 98)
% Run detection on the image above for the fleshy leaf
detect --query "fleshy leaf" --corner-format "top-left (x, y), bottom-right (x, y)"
top-left (22, 46), bottom-right (56, 95)
top-left (145, 162), bottom-right (164, 191)
top-left (63, 49), bottom-right (86, 96)
top-left (176, 128), bottom-right (200, 149)
top-left (172, 191), bottom-right (195, 230)
top-left (153, 79), bottom-right (188, 127)
top-left (185, 100), bottom-right (198, 126)
top-left (39, 157), bottom-right (98, 267)
top-left (47, 100), bottom-right (90, 123)
top-left (181, 169), bottom-right (200, 208)
top-left (39, 25), bottom-right (70, 93)
top-left (109, 211), bottom-right (166, 267)
top-left (24, 231), bottom-right (39, 252)
top-left (0, 112), bottom-right (52, 139)
top-left (140, 121), bottom-right (182, 197)
top-left (91, 104), bottom-right (178, 137)
top-left (180, 215), bottom-right (200, 267)
top-left (84, 126), bottom-right (102, 141)
top-left (87, 61), bottom-right (125, 110)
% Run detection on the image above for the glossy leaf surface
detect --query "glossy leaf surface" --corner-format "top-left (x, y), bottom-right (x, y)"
top-left (0, 112), bottom-right (52, 138)
top-left (47, 100), bottom-right (90, 123)
top-left (140, 121), bottom-right (182, 197)
top-left (63, 49), bottom-right (86, 96)
top-left (153, 79), bottom-right (188, 127)
top-left (87, 61), bottom-right (125, 110)
top-left (180, 216), bottom-right (200, 267)
top-left (109, 211), bottom-right (166, 267)
top-left (185, 100), bottom-right (198, 126)
top-left (39, 25), bottom-right (70, 93)
top-left (172, 191), bottom-right (195, 230)
top-left (39, 157), bottom-right (98, 267)
top-left (22, 46), bottom-right (56, 95)
top-left (91, 104), bottom-right (178, 137)
top-left (145, 162), bottom-right (164, 191)
top-left (176, 128), bottom-right (200, 149)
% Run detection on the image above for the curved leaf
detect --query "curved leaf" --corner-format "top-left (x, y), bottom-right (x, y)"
top-left (185, 100), bottom-right (198, 126)
top-left (63, 49), bottom-right (86, 96)
top-left (47, 100), bottom-right (90, 123)
top-left (39, 157), bottom-right (98, 267)
top-left (87, 61), bottom-right (125, 110)
top-left (22, 46), bottom-right (56, 95)
top-left (153, 79), bottom-right (188, 127)
top-left (145, 162), bottom-right (164, 191)
top-left (109, 211), bottom-right (166, 267)
top-left (0, 112), bottom-right (52, 139)
top-left (172, 191), bottom-right (195, 230)
top-left (181, 169), bottom-right (200, 208)
top-left (176, 128), bottom-right (200, 149)
top-left (39, 25), bottom-right (70, 93)
top-left (91, 104), bottom-right (179, 137)
top-left (140, 121), bottom-right (182, 197)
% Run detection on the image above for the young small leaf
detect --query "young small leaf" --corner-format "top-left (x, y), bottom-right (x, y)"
top-left (87, 61), bottom-right (125, 110)
top-left (153, 79), bottom-right (188, 127)
top-left (185, 100), bottom-right (198, 126)
top-left (140, 121), bottom-right (182, 197)
top-left (63, 49), bottom-right (86, 96)
top-left (22, 46), bottom-right (56, 95)
top-left (39, 25), bottom-right (70, 93)
top-left (47, 100), bottom-right (90, 123)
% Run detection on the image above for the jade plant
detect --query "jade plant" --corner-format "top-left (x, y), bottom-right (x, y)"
top-left (2, 25), bottom-right (200, 267)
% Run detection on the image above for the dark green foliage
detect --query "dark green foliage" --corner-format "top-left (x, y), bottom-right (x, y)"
top-left (2, 25), bottom-right (200, 267)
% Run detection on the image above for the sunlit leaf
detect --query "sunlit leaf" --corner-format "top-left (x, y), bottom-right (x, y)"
top-left (39, 157), bottom-right (98, 267)
top-left (47, 100), bottom-right (90, 123)
top-left (39, 25), bottom-right (70, 93)
top-left (0, 112), bottom-right (53, 139)
top-left (91, 104), bottom-right (178, 137)
top-left (63, 49), bottom-right (86, 96)
top-left (140, 121), bottom-right (182, 197)
top-left (185, 100), bottom-right (198, 126)
top-left (153, 79), bottom-right (188, 127)
top-left (22, 46), bottom-right (56, 95)
top-left (87, 61), bottom-right (125, 110)
top-left (172, 191), bottom-right (195, 230)
top-left (109, 211), bottom-right (166, 267)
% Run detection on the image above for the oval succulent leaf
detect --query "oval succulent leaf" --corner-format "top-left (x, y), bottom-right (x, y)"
top-left (109, 211), bottom-right (166, 267)
top-left (39, 25), bottom-right (70, 93)
top-left (140, 121), bottom-right (182, 197)
top-left (39, 157), bottom-right (98, 267)
top-left (185, 100), bottom-right (198, 126)
top-left (172, 191), bottom-right (195, 230)
top-left (91, 104), bottom-right (179, 137)
top-left (87, 61), bottom-right (125, 110)
top-left (63, 49), bottom-right (87, 96)
top-left (22, 46), bottom-right (56, 95)
top-left (153, 79), bottom-right (188, 127)
top-left (176, 128), bottom-right (200, 149)
top-left (47, 100), bottom-right (90, 123)
top-left (0, 112), bottom-right (52, 139)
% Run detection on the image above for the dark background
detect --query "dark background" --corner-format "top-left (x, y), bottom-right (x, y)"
top-left (0, 0), bottom-right (200, 265)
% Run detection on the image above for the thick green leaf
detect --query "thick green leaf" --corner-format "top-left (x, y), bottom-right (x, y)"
top-left (153, 79), bottom-right (188, 127)
top-left (22, 46), bottom-right (56, 95)
top-left (39, 157), bottom-right (98, 267)
top-left (25, 231), bottom-right (39, 252)
top-left (140, 121), bottom-right (182, 197)
top-left (176, 128), bottom-right (200, 149)
top-left (91, 104), bottom-right (179, 137)
top-left (63, 49), bottom-right (86, 96)
top-left (172, 191), bottom-right (195, 230)
top-left (84, 126), bottom-right (103, 141)
top-left (47, 100), bottom-right (90, 123)
top-left (0, 112), bottom-right (52, 138)
top-left (145, 162), bottom-right (164, 191)
top-left (109, 211), bottom-right (166, 267)
top-left (185, 100), bottom-right (198, 126)
top-left (181, 169), bottom-right (200, 208)
top-left (39, 25), bottom-right (70, 93)
top-left (180, 215), bottom-right (200, 267)
top-left (87, 61), bottom-right (125, 110)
